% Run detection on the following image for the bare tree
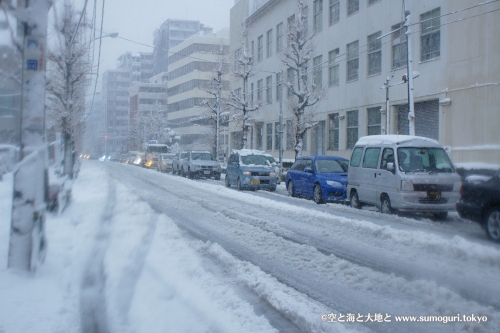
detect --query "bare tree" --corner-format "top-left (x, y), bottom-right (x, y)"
top-left (46, 0), bottom-right (90, 178)
top-left (280, 0), bottom-right (322, 158)
top-left (229, 26), bottom-right (261, 150)
top-left (135, 105), bottom-right (179, 149)
top-left (201, 46), bottom-right (230, 157)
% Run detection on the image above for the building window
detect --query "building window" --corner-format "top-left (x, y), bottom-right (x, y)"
top-left (287, 67), bottom-right (294, 97)
top-left (266, 29), bottom-right (273, 58)
top-left (347, 0), bottom-right (359, 16)
top-left (346, 40), bottom-right (359, 82)
top-left (234, 48), bottom-right (241, 71)
top-left (328, 113), bottom-right (339, 150)
top-left (367, 31), bottom-right (382, 76)
top-left (346, 110), bottom-right (358, 149)
top-left (392, 22), bottom-right (407, 69)
top-left (313, 55), bottom-right (322, 87)
top-left (256, 123), bottom-right (263, 150)
top-left (368, 0), bottom-right (380, 5)
top-left (286, 119), bottom-right (294, 150)
top-left (275, 122), bottom-right (281, 150)
top-left (266, 123), bottom-right (273, 150)
top-left (257, 79), bottom-right (263, 102)
top-left (276, 72), bottom-right (282, 101)
top-left (421, 7), bottom-right (441, 61)
top-left (276, 22), bottom-right (283, 53)
top-left (257, 35), bottom-right (263, 62)
top-left (367, 107), bottom-right (381, 135)
top-left (329, 0), bottom-right (340, 25)
top-left (266, 76), bottom-right (272, 104)
top-left (313, 0), bottom-right (323, 33)
top-left (328, 49), bottom-right (339, 86)
top-left (250, 82), bottom-right (254, 106)
top-left (251, 40), bottom-right (255, 61)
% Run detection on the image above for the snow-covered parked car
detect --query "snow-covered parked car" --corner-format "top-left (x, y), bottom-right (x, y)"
top-left (225, 149), bottom-right (277, 191)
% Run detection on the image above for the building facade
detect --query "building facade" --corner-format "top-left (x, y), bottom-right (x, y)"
top-left (152, 19), bottom-right (214, 76)
top-left (229, 0), bottom-right (500, 164)
top-left (128, 73), bottom-right (168, 151)
top-left (166, 29), bottom-right (230, 152)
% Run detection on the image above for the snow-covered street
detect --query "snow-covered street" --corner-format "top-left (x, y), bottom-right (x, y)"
top-left (1, 161), bottom-right (499, 333)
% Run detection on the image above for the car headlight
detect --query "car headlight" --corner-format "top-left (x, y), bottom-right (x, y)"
top-left (401, 180), bottom-right (413, 191)
top-left (243, 171), bottom-right (251, 176)
top-left (269, 172), bottom-right (276, 177)
top-left (326, 180), bottom-right (343, 187)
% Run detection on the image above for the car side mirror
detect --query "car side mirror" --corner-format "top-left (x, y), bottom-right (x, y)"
top-left (387, 162), bottom-right (395, 172)
top-left (304, 167), bottom-right (313, 173)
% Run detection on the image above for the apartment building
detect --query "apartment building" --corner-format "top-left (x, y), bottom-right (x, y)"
top-left (128, 73), bottom-right (168, 150)
top-left (152, 19), bottom-right (214, 75)
top-left (229, 0), bottom-right (500, 164)
top-left (166, 29), bottom-right (230, 152)
top-left (102, 69), bottom-right (130, 154)
top-left (117, 51), bottom-right (154, 85)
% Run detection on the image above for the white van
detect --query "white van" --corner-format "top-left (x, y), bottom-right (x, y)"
top-left (347, 135), bottom-right (461, 219)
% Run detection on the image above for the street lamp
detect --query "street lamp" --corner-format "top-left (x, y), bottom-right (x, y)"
top-left (93, 32), bottom-right (119, 41)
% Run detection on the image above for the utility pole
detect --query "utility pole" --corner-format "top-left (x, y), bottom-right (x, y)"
top-left (216, 71), bottom-right (221, 162)
top-left (278, 71), bottom-right (283, 175)
top-left (404, 5), bottom-right (416, 136)
top-left (9, 0), bottom-right (53, 271)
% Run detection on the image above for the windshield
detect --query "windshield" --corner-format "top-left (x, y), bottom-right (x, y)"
top-left (147, 145), bottom-right (168, 154)
top-left (397, 147), bottom-right (454, 173)
top-left (264, 156), bottom-right (276, 165)
top-left (240, 154), bottom-right (269, 166)
top-left (192, 152), bottom-right (214, 161)
top-left (315, 159), bottom-right (349, 173)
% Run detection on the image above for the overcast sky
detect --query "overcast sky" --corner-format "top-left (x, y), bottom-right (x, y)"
top-left (69, 0), bottom-right (235, 90)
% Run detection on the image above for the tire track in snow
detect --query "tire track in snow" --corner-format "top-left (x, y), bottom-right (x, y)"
top-left (79, 178), bottom-right (115, 333)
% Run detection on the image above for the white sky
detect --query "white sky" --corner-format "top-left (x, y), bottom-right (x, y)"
top-left (67, 0), bottom-right (235, 86)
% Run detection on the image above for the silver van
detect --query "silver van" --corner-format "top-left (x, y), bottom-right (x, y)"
top-left (347, 135), bottom-right (461, 219)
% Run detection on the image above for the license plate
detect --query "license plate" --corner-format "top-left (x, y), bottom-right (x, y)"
top-left (251, 179), bottom-right (260, 185)
top-left (204, 171), bottom-right (210, 175)
top-left (427, 191), bottom-right (441, 200)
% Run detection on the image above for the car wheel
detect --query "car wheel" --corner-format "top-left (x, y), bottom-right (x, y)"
top-left (181, 168), bottom-right (186, 177)
top-left (225, 175), bottom-right (231, 187)
top-left (350, 191), bottom-right (361, 209)
top-left (214, 173), bottom-right (221, 181)
top-left (380, 195), bottom-right (393, 214)
top-left (287, 181), bottom-right (295, 197)
top-left (432, 212), bottom-right (448, 220)
top-left (485, 208), bottom-right (500, 242)
top-left (187, 169), bottom-right (193, 179)
top-left (313, 184), bottom-right (324, 204)
top-left (237, 177), bottom-right (242, 191)
top-left (269, 186), bottom-right (276, 192)
top-left (172, 168), bottom-right (176, 174)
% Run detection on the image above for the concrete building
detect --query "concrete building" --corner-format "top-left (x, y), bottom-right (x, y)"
top-left (229, 0), bottom-right (500, 164)
top-left (128, 73), bottom-right (168, 151)
top-left (102, 69), bottom-right (130, 154)
top-left (117, 51), bottom-right (154, 85)
top-left (166, 29), bottom-right (230, 152)
top-left (152, 19), bottom-right (214, 75)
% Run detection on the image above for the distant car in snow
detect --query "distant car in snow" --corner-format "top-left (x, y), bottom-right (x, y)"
top-left (181, 151), bottom-right (221, 180)
top-left (286, 155), bottom-right (349, 204)
top-left (157, 153), bottom-right (176, 173)
top-left (456, 170), bottom-right (500, 242)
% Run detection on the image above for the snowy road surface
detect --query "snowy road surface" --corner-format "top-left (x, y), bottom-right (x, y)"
top-left (2, 160), bottom-right (498, 333)
top-left (91, 160), bottom-right (500, 333)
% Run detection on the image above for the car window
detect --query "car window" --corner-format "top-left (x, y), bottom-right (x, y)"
top-left (397, 147), bottom-right (454, 173)
top-left (362, 148), bottom-right (381, 169)
top-left (240, 154), bottom-right (268, 166)
top-left (380, 148), bottom-right (395, 169)
top-left (192, 152), bottom-right (213, 160)
top-left (315, 159), bottom-right (348, 173)
top-left (350, 147), bottom-right (363, 167)
top-left (290, 160), bottom-right (305, 171)
top-left (304, 159), bottom-right (313, 169)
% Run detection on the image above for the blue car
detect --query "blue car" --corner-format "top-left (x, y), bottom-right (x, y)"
top-left (225, 149), bottom-right (277, 191)
top-left (285, 155), bottom-right (349, 204)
